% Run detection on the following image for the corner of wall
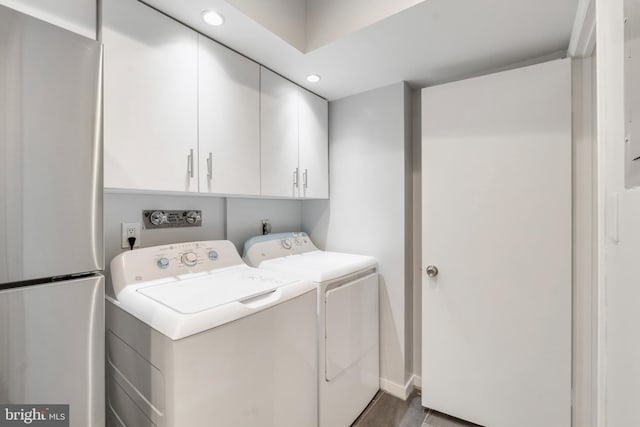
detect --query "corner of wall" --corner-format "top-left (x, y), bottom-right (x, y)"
top-left (571, 54), bottom-right (598, 427)
top-left (306, 82), bottom-right (415, 390)
top-left (403, 83), bottom-right (414, 384)
top-left (411, 87), bottom-right (423, 383)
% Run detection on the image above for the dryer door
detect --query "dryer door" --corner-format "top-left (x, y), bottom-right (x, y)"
top-left (325, 273), bottom-right (378, 381)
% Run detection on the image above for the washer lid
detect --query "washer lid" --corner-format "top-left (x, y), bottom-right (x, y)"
top-left (111, 265), bottom-right (315, 340)
top-left (258, 251), bottom-right (377, 283)
top-left (137, 267), bottom-right (294, 314)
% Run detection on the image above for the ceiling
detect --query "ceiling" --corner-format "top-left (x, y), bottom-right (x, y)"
top-left (223, 0), bottom-right (427, 52)
top-left (142, 0), bottom-right (580, 101)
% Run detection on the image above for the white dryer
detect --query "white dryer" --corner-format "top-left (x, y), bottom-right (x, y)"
top-left (106, 240), bottom-right (318, 427)
top-left (244, 232), bottom-right (379, 427)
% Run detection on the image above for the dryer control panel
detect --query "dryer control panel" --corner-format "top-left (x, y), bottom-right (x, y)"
top-left (110, 240), bottom-right (244, 297)
top-left (243, 232), bottom-right (319, 267)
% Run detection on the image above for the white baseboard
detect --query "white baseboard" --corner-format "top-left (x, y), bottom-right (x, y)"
top-left (413, 375), bottom-right (422, 389)
top-left (380, 375), bottom-right (416, 400)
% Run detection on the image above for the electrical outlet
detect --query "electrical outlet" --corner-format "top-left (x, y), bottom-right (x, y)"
top-left (121, 222), bottom-right (141, 249)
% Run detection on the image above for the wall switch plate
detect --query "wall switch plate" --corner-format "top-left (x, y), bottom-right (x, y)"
top-left (121, 222), bottom-right (142, 249)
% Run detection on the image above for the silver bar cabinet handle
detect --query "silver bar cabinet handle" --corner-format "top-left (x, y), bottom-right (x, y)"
top-left (187, 149), bottom-right (194, 178)
top-left (303, 168), bottom-right (308, 189)
top-left (293, 167), bottom-right (299, 188)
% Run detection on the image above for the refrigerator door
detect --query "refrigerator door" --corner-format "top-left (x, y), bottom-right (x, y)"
top-left (0, 275), bottom-right (105, 427)
top-left (0, 5), bottom-right (103, 284)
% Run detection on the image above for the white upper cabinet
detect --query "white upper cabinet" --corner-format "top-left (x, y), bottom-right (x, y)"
top-left (0, 0), bottom-right (96, 38)
top-left (260, 67), bottom-right (301, 198)
top-left (298, 88), bottom-right (329, 199)
top-left (198, 35), bottom-right (260, 195)
top-left (103, 0), bottom-right (199, 193)
top-left (101, 1), bottom-right (327, 198)
top-left (260, 67), bottom-right (329, 199)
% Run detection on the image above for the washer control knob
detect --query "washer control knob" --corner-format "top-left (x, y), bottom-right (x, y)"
top-left (281, 239), bottom-right (292, 249)
top-left (157, 258), bottom-right (170, 269)
top-left (185, 211), bottom-right (200, 224)
top-left (181, 252), bottom-right (198, 266)
top-left (208, 250), bottom-right (219, 261)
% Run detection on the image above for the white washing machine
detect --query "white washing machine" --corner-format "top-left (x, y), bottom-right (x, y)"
top-left (243, 232), bottom-right (380, 427)
top-left (105, 240), bottom-right (318, 427)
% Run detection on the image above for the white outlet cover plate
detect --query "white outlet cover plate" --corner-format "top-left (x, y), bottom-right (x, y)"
top-left (121, 222), bottom-right (142, 249)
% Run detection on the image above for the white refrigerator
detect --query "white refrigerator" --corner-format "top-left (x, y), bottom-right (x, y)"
top-left (0, 4), bottom-right (104, 426)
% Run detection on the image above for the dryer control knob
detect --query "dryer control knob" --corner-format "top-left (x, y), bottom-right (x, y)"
top-left (157, 258), bottom-right (170, 269)
top-left (181, 252), bottom-right (198, 266)
top-left (149, 210), bottom-right (167, 226)
top-left (185, 211), bottom-right (201, 224)
top-left (281, 239), bottom-right (292, 249)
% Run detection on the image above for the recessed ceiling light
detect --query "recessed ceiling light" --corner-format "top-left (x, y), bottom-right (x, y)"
top-left (202, 10), bottom-right (225, 26)
top-left (306, 74), bottom-right (321, 83)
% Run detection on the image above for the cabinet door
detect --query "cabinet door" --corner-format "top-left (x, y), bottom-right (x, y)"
top-left (260, 67), bottom-right (300, 197)
top-left (0, 0), bottom-right (96, 38)
top-left (198, 35), bottom-right (260, 195)
top-left (103, 0), bottom-right (198, 192)
top-left (298, 88), bottom-right (329, 199)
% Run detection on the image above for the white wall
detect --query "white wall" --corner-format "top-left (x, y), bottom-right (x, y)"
top-left (403, 85), bottom-right (414, 383)
top-left (411, 89), bottom-right (422, 384)
top-left (596, 0), bottom-right (640, 426)
top-left (302, 82), bottom-right (413, 397)
top-left (626, 9), bottom-right (640, 187)
top-left (225, 0), bottom-right (306, 51)
top-left (572, 55), bottom-right (598, 427)
top-left (305, 0), bottom-right (424, 51)
top-left (226, 198), bottom-right (302, 253)
top-left (604, 190), bottom-right (640, 426)
top-left (225, 0), bottom-right (425, 52)
top-left (0, 0), bottom-right (96, 39)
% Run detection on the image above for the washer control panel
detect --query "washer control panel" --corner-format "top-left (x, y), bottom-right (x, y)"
top-left (110, 240), bottom-right (245, 294)
top-left (150, 242), bottom-right (229, 272)
top-left (243, 232), bottom-right (318, 266)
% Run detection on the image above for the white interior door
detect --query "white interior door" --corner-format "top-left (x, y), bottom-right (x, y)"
top-left (421, 59), bottom-right (572, 427)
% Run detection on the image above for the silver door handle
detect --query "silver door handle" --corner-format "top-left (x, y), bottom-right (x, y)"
top-left (293, 168), bottom-right (299, 188)
top-left (187, 149), bottom-right (194, 178)
top-left (207, 152), bottom-right (213, 180)
top-left (425, 265), bottom-right (439, 278)
top-left (303, 168), bottom-right (308, 189)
